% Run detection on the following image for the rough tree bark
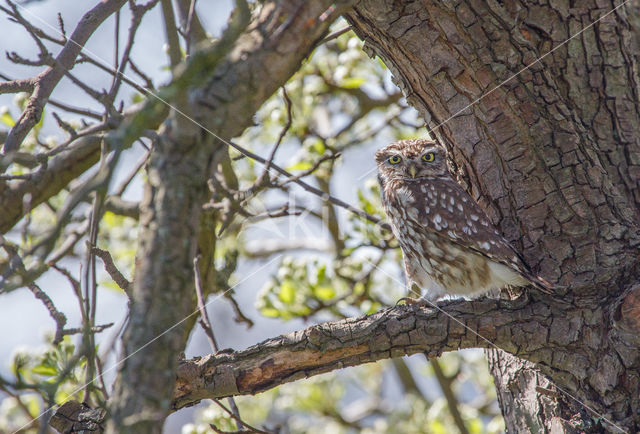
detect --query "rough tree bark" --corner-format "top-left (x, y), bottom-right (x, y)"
top-left (345, 0), bottom-right (640, 432)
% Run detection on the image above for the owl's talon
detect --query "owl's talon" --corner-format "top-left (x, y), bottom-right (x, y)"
top-left (396, 297), bottom-right (431, 307)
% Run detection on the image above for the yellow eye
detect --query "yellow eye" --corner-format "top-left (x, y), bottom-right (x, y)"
top-left (422, 152), bottom-right (435, 162)
top-left (388, 155), bottom-right (402, 164)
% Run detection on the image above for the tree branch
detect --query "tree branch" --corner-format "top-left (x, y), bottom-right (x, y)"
top-left (2, 0), bottom-right (127, 155)
top-left (172, 298), bottom-right (556, 410)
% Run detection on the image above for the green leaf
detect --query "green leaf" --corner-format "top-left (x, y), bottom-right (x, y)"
top-left (286, 161), bottom-right (313, 171)
top-left (341, 77), bottom-right (366, 89)
top-left (279, 280), bottom-right (296, 304)
top-left (131, 93), bottom-right (144, 104)
top-left (0, 109), bottom-right (15, 127)
top-left (310, 139), bottom-right (325, 155)
top-left (259, 307), bottom-right (280, 318)
top-left (314, 285), bottom-right (335, 300)
top-left (32, 364), bottom-right (58, 376)
top-left (316, 263), bottom-right (326, 283)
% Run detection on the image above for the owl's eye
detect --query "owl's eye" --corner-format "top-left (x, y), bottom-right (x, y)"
top-left (422, 152), bottom-right (435, 162)
top-left (388, 155), bottom-right (402, 165)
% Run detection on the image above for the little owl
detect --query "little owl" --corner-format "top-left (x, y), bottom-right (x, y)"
top-left (376, 138), bottom-right (552, 301)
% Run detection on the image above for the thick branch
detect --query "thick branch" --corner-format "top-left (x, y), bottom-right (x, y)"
top-left (0, 134), bottom-right (102, 234)
top-left (172, 298), bottom-right (556, 409)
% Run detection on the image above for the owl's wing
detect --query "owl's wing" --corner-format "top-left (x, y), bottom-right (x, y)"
top-left (404, 179), bottom-right (553, 293)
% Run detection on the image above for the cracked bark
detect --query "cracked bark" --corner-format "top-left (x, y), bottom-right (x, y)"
top-left (172, 298), bottom-right (561, 409)
top-left (169, 286), bottom-right (640, 434)
top-left (344, 0), bottom-right (640, 432)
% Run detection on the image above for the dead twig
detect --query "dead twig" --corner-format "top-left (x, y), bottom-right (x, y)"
top-left (28, 283), bottom-right (68, 345)
top-left (276, 152), bottom-right (341, 188)
top-left (319, 25), bottom-right (351, 45)
top-left (256, 86), bottom-right (293, 186)
top-left (194, 256), bottom-right (246, 430)
top-left (2, 0), bottom-right (128, 155)
top-left (212, 399), bottom-right (272, 434)
top-left (89, 244), bottom-right (132, 296)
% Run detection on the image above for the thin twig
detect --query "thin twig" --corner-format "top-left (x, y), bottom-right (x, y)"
top-left (2, 0), bottom-right (128, 155)
top-left (82, 192), bottom-right (103, 405)
top-left (185, 0), bottom-right (198, 52)
top-left (245, 203), bottom-right (303, 221)
top-left (89, 244), bottom-right (132, 296)
top-left (212, 400), bottom-right (271, 434)
top-left (276, 152), bottom-right (341, 188)
top-left (261, 87), bottom-right (293, 179)
top-left (48, 263), bottom-right (87, 325)
top-left (112, 148), bottom-right (150, 196)
top-left (27, 283), bottom-right (67, 345)
top-left (193, 256), bottom-right (219, 352)
top-left (194, 256), bottom-right (245, 430)
top-left (62, 323), bottom-right (114, 336)
top-left (161, 0), bottom-right (182, 70)
top-left (224, 291), bottom-right (254, 328)
top-left (106, 0), bottom-right (161, 104)
top-left (319, 26), bottom-right (351, 45)
top-left (0, 239), bottom-right (67, 344)
top-left (224, 139), bottom-right (388, 229)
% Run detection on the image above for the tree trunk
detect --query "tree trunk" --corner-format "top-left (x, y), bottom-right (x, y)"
top-left (105, 1), bottom-right (352, 432)
top-left (346, 0), bottom-right (640, 432)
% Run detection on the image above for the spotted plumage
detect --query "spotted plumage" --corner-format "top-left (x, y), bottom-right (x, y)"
top-left (376, 138), bottom-right (552, 301)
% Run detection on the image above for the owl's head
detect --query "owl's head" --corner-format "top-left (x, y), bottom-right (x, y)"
top-left (375, 139), bottom-right (448, 184)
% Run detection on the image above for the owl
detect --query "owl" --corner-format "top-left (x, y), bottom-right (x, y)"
top-left (375, 138), bottom-right (552, 301)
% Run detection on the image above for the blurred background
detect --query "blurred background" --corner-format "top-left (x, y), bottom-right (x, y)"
top-left (0, 1), bottom-right (504, 432)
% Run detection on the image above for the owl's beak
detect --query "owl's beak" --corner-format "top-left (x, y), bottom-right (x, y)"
top-left (408, 165), bottom-right (417, 178)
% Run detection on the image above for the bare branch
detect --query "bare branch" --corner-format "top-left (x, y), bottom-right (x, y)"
top-left (106, 0), bottom-right (161, 103)
top-left (89, 244), bottom-right (132, 296)
top-left (0, 100), bottom-right (158, 234)
top-left (275, 152), bottom-right (341, 188)
top-left (0, 77), bottom-right (35, 94)
top-left (258, 86), bottom-right (293, 184)
top-left (161, 0), bottom-right (182, 70)
top-left (104, 196), bottom-right (140, 219)
top-left (62, 323), bottom-right (115, 337)
top-left (319, 25), bottom-right (352, 45)
top-left (27, 283), bottom-right (68, 344)
top-left (193, 256), bottom-right (219, 352)
top-left (223, 139), bottom-right (387, 229)
top-left (175, 0), bottom-right (207, 53)
top-left (2, 0), bottom-right (127, 155)
top-left (212, 400), bottom-right (270, 434)
top-left (172, 298), bottom-right (557, 409)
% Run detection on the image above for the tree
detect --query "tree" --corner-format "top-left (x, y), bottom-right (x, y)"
top-left (1, 0), bottom-right (638, 433)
